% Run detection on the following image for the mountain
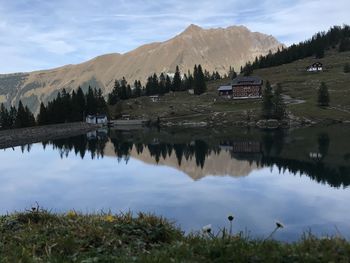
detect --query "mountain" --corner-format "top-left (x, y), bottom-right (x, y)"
top-left (0, 24), bottom-right (283, 113)
top-left (103, 141), bottom-right (259, 180)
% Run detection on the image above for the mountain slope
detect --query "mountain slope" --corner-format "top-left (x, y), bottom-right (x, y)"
top-left (0, 24), bottom-right (283, 112)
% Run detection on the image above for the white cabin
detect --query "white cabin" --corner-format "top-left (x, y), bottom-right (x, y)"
top-left (306, 62), bottom-right (323, 72)
top-left (86, 114), bottom-right (108, 125)
top-left (149, 95), bottom-right (160, 102)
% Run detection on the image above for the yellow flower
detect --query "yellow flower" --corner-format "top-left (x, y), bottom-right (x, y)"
top-left (105, 215), bottom-right (115, 223)
top-left (67, 210), bottom-right (77, 219)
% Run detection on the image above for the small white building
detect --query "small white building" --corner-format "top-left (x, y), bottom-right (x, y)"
top-left (149, 95), bottom-right (160, 102)
top-left (86, 114), bottom-right (108, 125)
top-left (121, 114), bottom-right (131, 120)
top-left (309, 152), bottom-right (323, 159)
top-left (306, 62), bottom-right (323, 72)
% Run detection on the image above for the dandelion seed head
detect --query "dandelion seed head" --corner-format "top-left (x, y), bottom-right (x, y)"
top-left (202, 224), bottom-right (212, 233)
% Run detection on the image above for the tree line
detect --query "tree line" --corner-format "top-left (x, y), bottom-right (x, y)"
top-left (241, 25), bottom-right (350, 76)
top-left (0, 101), bottom-right (35, 129)
top-left (1, 64), bottom-right (232, 130)
top-left (42, 129), bottom-right (349, 188)
top-left (37, 86), bottom-right (108, 125)
top-left (0, 86), bottom-right (108, 130)
top-left (107, 64), bottom-right (211, 104)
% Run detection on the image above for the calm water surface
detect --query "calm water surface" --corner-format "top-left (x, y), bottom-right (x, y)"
top-left (1, 126), bottom-right (349, 241)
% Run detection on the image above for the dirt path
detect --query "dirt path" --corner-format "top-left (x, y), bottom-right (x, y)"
top-left (329, 106), bottom-right (350, 114)
top-left (0, 122), bottom-right (98, 149)
top-left (282, 94), bottom-right (306, 105)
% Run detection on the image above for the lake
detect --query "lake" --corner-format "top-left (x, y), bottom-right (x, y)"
top-left (1, 125), bottom-right (350, 241)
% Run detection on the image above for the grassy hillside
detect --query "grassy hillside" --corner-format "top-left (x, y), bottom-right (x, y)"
top-left (114, 51), bottom-right (350, 124)
top-left (255, 50), bottom-right (350, 120)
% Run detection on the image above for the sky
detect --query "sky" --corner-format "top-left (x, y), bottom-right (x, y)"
top-left (0, 0), bottom-right (349, 73)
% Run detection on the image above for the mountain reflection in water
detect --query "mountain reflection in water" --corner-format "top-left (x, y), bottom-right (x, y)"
top-left (17, 126), bottom-right (348, 188)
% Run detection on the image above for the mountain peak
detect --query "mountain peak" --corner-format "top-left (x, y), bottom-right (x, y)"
top-left (182, 24), bottom-right (202, 33)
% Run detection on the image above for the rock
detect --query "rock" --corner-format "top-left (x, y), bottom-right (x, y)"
top-left (267, 119), bottom-right (279, 129)
top-left (248, 122), bottom-right (256, 127)
top-left (256, 120), bottom-right (267, 128)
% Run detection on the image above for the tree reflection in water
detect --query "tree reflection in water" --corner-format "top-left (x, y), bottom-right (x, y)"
top-left (33, 127), bottom-right (350, 189)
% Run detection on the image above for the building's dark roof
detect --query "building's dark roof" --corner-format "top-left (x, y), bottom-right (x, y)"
top-left (95, 115), bottom-right (107, 119)
top-left (232, 76), bottom-right (263, 86)
top-left (87, 114), bottom-right (107, 118)
top-left (306, 62), bottom-right (323, 68)
top-left (312, 62), bottom-right (323, 66)
top-left (218, 85), bottom-right (233, 91)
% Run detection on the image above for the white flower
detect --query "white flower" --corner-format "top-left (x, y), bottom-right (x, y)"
top-left (202, 224), bottom-right (212, 233)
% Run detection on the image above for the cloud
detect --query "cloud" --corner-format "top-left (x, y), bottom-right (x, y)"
top-left (27, 31), bottom-right (76, 55)
top-left (0, 0), bottom-right (349, 73)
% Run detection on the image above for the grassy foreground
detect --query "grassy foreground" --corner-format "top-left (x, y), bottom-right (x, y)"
top-left (1, 209), bottom-right (349, 262)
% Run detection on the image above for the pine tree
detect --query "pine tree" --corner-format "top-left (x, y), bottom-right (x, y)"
top-left (15, 100), bottom-right (27, 128)
top-left (25, 106), bottom-right (36, 127)
top-left (193, 65), bottom-right (198, 93)
top-left (172, 66), bottom-right (182, 92)
top-left (193, 64), bottom-right (207, 95)
top-left (262, 81), bottom-right (274, 119)
top-left (152, 73), bottom-right (159, 95)
top-left (37, 102), bottom-right (48, 125)
top-left (126, 85), bottom-right (132, 99)
top-left (76, 87), bottom-right (86, 120)
top-left (0, 103), bottom-right (10, 129)
top-left (96, 88), bottom-right (108, 114)
top-left (15, 101), bottom-right (35, 128)
top-left (134, 80), bottom-right (142, 97)
top-left (61, 88), bottom-right (72, 122)
top-left (339, 38), bottom-right (350, 52)
top-left (165, 75), bottom-right (172, 93)
top-left (317, 82), bottom-right (330, 107)
top-left (9, 106), bottom-right (17, 128)
top-left (159, 73), bottom-right (166, 95)
top-left (138, 81), bottom-right (143, 96)
top-left (272, 84), bottom-right (286, 120)
top-left (70, 90), bottom-right (83, 121)
top-left (120, 77), bottom-right (128, 100)
top-left (204, 70), bottom-right (210, 81)
top-left (108, 80), bottom-right (121, 105)
top-left (242, 62), bottom-right (253, 76)
top-left (86, 86), bottom-right (97, 114)
top-left (145, 76), bottom-right (153, 96)
top-left (187, 72), bottom-right (194, 91)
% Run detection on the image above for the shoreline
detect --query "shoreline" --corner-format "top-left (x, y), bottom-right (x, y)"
top-left (0, 122), bottom-right (98, 149)
top-left (1, 120), bottom-right (349, 150)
